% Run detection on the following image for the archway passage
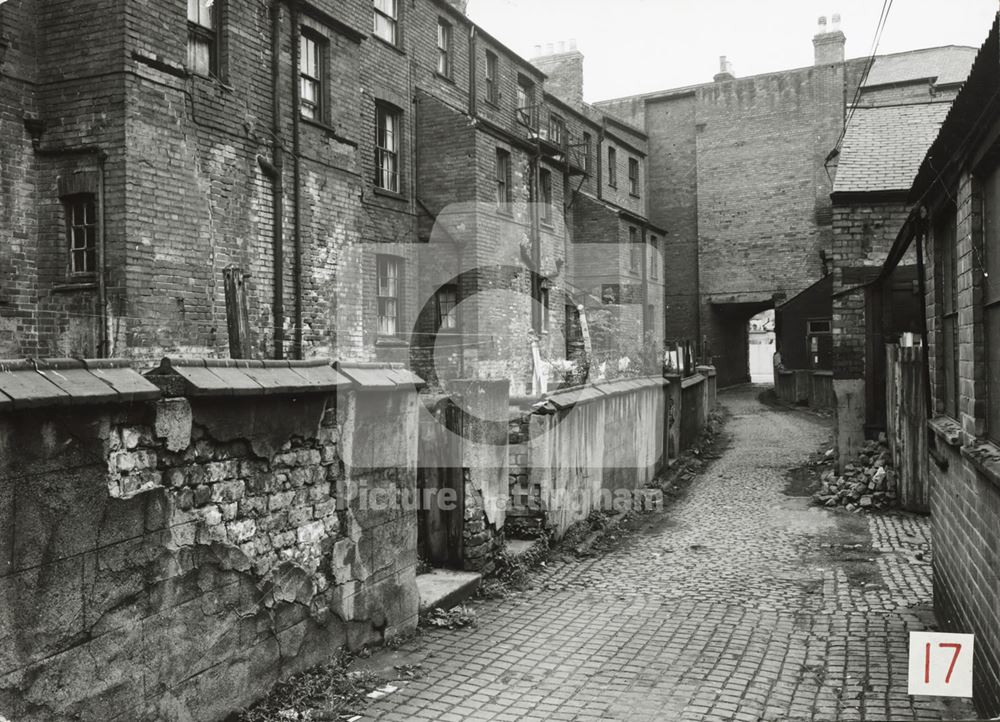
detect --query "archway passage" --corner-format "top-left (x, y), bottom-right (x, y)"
top-left (749, 310), bottom-right (776, 384)
top-left (707, 298), bottom-right (774, 387)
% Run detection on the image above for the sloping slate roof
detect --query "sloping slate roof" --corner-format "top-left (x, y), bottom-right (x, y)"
top-left (833, 102), bottom-right (952, 194)
top-left (863, 46), bottom-right (977, 88)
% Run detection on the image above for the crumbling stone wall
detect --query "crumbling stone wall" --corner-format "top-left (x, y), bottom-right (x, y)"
top-left (0, 387), bottom-right (418, 722)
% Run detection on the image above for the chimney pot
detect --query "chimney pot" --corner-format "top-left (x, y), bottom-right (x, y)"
top-left (558, 40), bottom-right (566, 53)
top-left (534, 44), bottom-right (542, 56)
top-left (569, 38), bottom-right (578, 51)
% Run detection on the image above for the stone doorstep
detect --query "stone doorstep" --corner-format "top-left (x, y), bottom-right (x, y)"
top-left (416, 569), bottom-right (482, 614)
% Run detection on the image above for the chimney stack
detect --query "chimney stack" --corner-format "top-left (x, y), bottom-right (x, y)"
top-left (814, 13), bottom-right (846, 66)
top-left (530, 39), bottom-right (586, 108)
top-left (714, 55), bottom-right (735, 82)
top-left (444, 0), bottom-right (468, 13)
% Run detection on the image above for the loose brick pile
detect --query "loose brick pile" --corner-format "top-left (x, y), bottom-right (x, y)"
top-left (813, 436), bottom-right (898, 512)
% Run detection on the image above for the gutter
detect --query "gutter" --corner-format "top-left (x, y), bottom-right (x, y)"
top-left (263, 0), bottom-right (285, 360)
top-left (290, 1), bottom-right (303, 359)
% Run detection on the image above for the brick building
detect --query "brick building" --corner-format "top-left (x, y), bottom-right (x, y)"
top-left (0, 0), bottom-right (659, 394)
top-left (596, 16), bottom-right (976, 391)
top-left (878, 14), bottom-right (1000, 715)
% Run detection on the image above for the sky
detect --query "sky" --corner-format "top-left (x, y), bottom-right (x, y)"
top-left (466, 0), bottom-right (999, 102)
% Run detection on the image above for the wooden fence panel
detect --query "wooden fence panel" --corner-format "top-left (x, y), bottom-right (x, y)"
top-left (886, 345), bottom-right (929, 513)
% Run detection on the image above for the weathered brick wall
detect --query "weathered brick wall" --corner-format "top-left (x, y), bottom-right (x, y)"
top-left (830, 201), bottom-right (912, 379)
top-left (923, 165), bottom-right (1000, 717)
top-left (0, 384), bottom-right (419, 721)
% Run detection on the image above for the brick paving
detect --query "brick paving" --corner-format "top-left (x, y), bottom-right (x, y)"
top-left (360, 386), bottom-right (977, 721)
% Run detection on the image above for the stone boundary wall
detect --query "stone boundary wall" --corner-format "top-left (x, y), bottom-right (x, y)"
top-left (0, 359), bottom-right (420, 722)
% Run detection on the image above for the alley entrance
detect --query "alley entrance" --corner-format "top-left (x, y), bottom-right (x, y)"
top-left (361, 387), bottom-right (975, 721)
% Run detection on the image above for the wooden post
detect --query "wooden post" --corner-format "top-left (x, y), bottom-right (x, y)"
top-left (224, 266), bottom-right (252, 359)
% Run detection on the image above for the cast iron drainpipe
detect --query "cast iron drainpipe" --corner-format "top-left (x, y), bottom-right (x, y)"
top-left (290, 0), bottom-right (304, 359)
top-left (34, 145), bottom-right (109, 358)
top-left (260, 0), bottom-right (285, 360)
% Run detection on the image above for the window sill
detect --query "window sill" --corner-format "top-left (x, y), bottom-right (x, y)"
top-left (52, 280), bottom-right (98, 293)
top-left (372, 35), bottom-right (406, 56)
top-left (373, 187), bottom-right (407, 202)
top-left (928, 416), bottom-right (963, 447)
top-left (482, 98), bottom-right (500, 110)
top-left (961, 440), bottom-right (1000, 491)
top-left (540, 221), bottom-right (555, 231)
top-left (375, 337), bottom-right (409, 348)
top-left (629, 192), bottom-right (642, 200)
top-left (496, 206), bottom-right (514, 218)
top-left (435, 71), bottom-right (455, 85)
top-left (300, 117), bottom-right (357, 147)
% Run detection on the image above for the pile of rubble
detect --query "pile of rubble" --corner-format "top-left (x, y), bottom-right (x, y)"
top-left (813, 436), bottom-right (898, 512)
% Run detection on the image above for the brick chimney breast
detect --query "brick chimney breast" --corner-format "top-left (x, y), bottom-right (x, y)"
top-left (530, 39), bottom-right (585, 109)
top-left (814, 13), bottom-right (846, 66)
top-left (713, 55), bottom-right (735, 82)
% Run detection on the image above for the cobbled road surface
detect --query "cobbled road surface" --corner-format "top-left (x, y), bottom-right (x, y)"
top-left (359, 386), bottom-right (976, 722)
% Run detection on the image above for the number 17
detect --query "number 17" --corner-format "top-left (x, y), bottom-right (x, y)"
top-left (926, 642), bottom-right (962, 685)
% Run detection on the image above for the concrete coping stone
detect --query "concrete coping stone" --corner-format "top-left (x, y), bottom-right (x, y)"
top-left (146, 357), bottom-right (353, 397)
top-left (812, 370), bottom-right (834, 377)
top-left (680, 373), bottom-right (707, 390)
top-left (695, 365), bottom-right (718, 378)
top-left (928, 416), bottom-right (963, 448)
top-left (336, 362), bottom-right (425, 390)
top-left (540, 375), bottom-right (666, 413)
top-left (0, 358), bottom-right (160, 411)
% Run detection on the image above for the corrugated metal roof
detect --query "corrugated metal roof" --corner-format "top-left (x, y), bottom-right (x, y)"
top-left (833, 103), bottom-right (952, 194)
top-left (863, 46), bottom-right (977, 88)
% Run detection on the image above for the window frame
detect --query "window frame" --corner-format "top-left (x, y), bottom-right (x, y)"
top-left (485, 50), bottom-right (499, 105)
top-left (516, 76), bottom-right (535, 126)
top-left (936, 205), bottom-right (960, 420)
top-left (375, 103), bottom-right (401, 194)
top-left (495, 148), bottom-right (512, 211)
top-left (298, 29), bottom-right (326, 122)
top-left (806, 318), bottom-right (833, 370)
top-left (548, 113), bottom-right (565, 147)
top-left (436, 18), bottom-right (452, 78)
top-left (628, 157), bottom-right (640, 197)
top-left (628, 226), bottom-right (640, 273)
top-left (372, 0), bottom-right (398, 46)
top-left (582, 131), bottom-right (592, 175)
top-left (540, 286), bottom-right (550, 333)
top-left (187, 0), bottom-right (219, 77)
top-left (983, 167), bottom-right (1000, 443)
top-left (607, 146), bottom-right (617, 188)
top-left (539, 168), bottom-right (553, 225)
top-left (64, 194), bottom-right (98, 277)
top-left (376, 254), bottom-right (402, 337)
top-left (649, 236), bottom-right (659, 279)
top-left (436, 283), bottom-right (459, 331)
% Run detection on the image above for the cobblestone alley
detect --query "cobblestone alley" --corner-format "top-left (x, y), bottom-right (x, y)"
top-left (359, 386), bottom-right (977, 722)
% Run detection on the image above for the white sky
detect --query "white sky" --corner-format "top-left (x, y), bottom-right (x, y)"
top-left (466, 0), bottom-right (999, 102)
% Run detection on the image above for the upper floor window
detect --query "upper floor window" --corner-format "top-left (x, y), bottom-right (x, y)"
top-left (628, 226), bottom-right (640, 272)
top-left (583, 131), bottom-right (592, 174)
top-left (299, 31), bottom-right (325, 121)
top-left (650, 236), bottom-right (659, 279)
top-left (629, 157), bottom-right (640, 196)
top-left (540, 286), bottom-right (550, 333)
top-left (376, 255), bottom-right (401, 336)
top-left (375, 104), bottom-right (400, 193)
top-left (437, 19), bottom-right (452, 78)
top-left (608, 146), bottom-right (617, 187)
top-left (983, 166), bottom-right (1000, 443)
top-left (65, 195), bottom-right (97, 275)
top-left (936, 206), bottom-right (959, 419)
top-left (548, 114), bottom-right (565, 146)
top-left (539, 169), bottom-right (553, 224)
top-left (495, 148), bottom-right (511, 210)
top-left (373, 0), bottom-right (397, 45)
top-left (437, 284), bottom-right (459, 330)
top-left (516, 77), bottom-right (534, 126)
top-left (485, 51), bottom-right (499, 104)
top-left (187, 0), bottom-right (218, 76)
